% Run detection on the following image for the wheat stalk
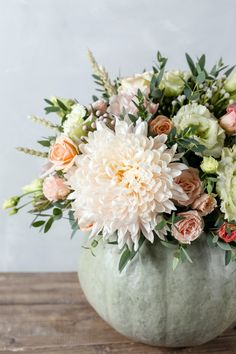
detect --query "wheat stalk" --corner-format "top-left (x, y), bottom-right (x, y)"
top-left (29, 115), bottom-right (59, 131)
top-left (16, 147), bottom-right (48, 158)
top-left (87, 50), bottom-right (116, 96)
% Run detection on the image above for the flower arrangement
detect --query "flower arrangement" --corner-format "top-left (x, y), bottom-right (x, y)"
top-left (3, 51), bottom-right (236, 271)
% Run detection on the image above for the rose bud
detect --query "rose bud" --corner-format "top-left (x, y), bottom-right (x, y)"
top-left (218, 222), bottom-right (236, 243)
top-left (219, 104), bottom-right (236, 135)
top-left (149, 115), bottom-right (173, 135)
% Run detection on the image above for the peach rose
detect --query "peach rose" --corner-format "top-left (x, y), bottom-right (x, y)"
top-left (149, 115), bottom-right (173, 135)
top-left (172, 210), bottom-right (204, 244)
top-left (219, 104), bottom-right (236, 135)
top-left (49, 136), bottom-right (78, 170)
top-left (43, 175), bottom-right (70, 201)
top-left (173, 168), bottom-right (202, 206)
top-left (192, 193), bottom-right (217, 216)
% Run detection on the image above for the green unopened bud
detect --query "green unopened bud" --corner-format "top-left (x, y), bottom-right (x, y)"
top-left (200, 156), bottom-right (219, 174)
top-left (224, 72), bottom-right (236, 93)
top-left (2, 196), bottom-right (20, 210)
top-left (22, 179), bottom-right (43, 195)
top-left (8, 208), bottom-right (18, 215)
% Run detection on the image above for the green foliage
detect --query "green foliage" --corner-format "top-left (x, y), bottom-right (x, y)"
top-left (119, 236), bottom-right (145, 272)
top-left (167, 126), bottom-right (206, 154)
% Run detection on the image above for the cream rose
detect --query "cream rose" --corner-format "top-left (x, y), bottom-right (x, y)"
top-left (172, 211), bottom-right (204, 244)
top-left (192, 194), bottom-right (217, 216)
top-left (173, 168), bottom-right (202, 206)
top-left (118, 71), bottom-right (152, 95)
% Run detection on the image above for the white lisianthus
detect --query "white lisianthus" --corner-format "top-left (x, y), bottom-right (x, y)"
top-left (216, 145), bottom-right (236, 221)
top-left (63, 104), bottom-right (86, 142)
top-left (224, 72), bottom-right (236, 93)
top-left (159, 71), bottom-right (190, 97)
top-left (118, 71), bottom-right (153, 95)
top-left (67, 119), bottom-right (188, 250)
top-left (173, 103), bottom-right (225, 158)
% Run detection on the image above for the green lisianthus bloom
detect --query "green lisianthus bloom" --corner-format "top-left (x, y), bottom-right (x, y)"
top-left (159, 70), bottom-right (190, 97)
top-left (172, 103), bottom-right (225, 158)
top-left (200, 156), bottom-right (219, 174)
top-left (216, 145), bottom-right (236, 221)
top-left (224, 72), bottom-right (236, 93)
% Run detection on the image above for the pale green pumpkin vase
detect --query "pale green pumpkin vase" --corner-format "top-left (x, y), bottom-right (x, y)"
top-left (78, 236), bottom-right (236, 347)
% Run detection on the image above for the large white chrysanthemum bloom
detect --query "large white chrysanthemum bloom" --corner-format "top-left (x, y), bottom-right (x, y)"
top-left (67, 119), bottom-right (188, 250)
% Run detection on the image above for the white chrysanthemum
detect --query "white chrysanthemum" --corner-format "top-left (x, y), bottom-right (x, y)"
top-left (67, 119), bottom-right (188, 250)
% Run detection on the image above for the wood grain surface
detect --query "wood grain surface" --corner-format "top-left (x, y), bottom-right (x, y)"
top-left (0, 273), bottom-right (235, 353)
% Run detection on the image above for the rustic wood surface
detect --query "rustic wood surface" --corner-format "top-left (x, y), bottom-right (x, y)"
top-left (0, 273), bottom-right (236, 354)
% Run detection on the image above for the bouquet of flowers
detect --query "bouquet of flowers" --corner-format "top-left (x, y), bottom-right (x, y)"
top-left (3, 51), bottom-right (236, 271)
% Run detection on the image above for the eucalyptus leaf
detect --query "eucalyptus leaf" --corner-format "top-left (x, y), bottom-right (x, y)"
top-left (44, 217), bottom-right (54, 233)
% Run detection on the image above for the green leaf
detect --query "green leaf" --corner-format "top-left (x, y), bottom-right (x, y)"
top-left (155, 219), bottom-right (167, 230)
top-left (44, 217), bottom-right (54, 233)
top-left (198, 54), bottom-right (206, 70)
top-left (44, 98), bottom-right (54, 106)
top-left (181, 247), bottom-right (193, 263)
top-left (172, 254), bottom-right (180, 271)
top-left (70, 224), bottom-right (79, 239)
top-left (225, 250), bottom-right (232, 266)
top-left (160, 241), bottom-right (178, 249)
top-left (225, 65), bottom-right (236, 77)
top-left (53, 208), bottom-right (62, 220)
top-left (119, 247), bottom-right (131, 272)
top-left (37, 140), bottom-right (51, 147)
top-left (56, 99), bottom-right (68, 111)
top-left (217, 241), bottom-right (232, 251)
top-left (32, 220), bottom-right (45, 227)
top-left (212, 235), bottom-right (219, 243)
top-left (196, 71), bottom-right (206, 85)
top-left (44, 106), bottom-right (60, 114)
top-left (185, 53), bottom-right (197, 76)
top-left (91, 240), bottom-right (99, 248)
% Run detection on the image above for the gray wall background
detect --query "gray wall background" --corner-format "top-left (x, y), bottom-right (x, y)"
top-left (0, 0), bottom-right (235, 271)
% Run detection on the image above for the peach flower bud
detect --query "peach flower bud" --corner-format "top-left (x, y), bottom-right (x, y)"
top-left (191, 193), bottom-right (217, 216)
top-left (172, 210), bottom-right (204, 244)
top-left (173, 168), bottom-right (202, 206)
top-left (148, 102), bottom-right (159, 115)
top-left (219, 104), bottom-right (236, 135)
top-left (149, 115), bottom-right (173, 135)
top-left (43, 175), bottom-right (70, 202)
top-left (49, 136), bottom-right (78, 171)
top-left (92, 100), bottom-right (108, 114)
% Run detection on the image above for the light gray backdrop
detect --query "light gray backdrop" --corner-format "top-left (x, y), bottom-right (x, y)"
top-left (0, 0), bottom-right (235, 271)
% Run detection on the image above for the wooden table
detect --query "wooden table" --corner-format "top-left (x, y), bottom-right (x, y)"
top-left (0, 273), bottom-right (236, 354)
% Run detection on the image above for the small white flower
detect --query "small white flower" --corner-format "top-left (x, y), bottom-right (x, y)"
top-left (63, 104), bottom-right (87, 142)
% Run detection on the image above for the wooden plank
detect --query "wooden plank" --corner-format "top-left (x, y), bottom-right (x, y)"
top-left (0, 273), bottom-right (80, 305)
top-left (0, 273), bottom-right (236, 353)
